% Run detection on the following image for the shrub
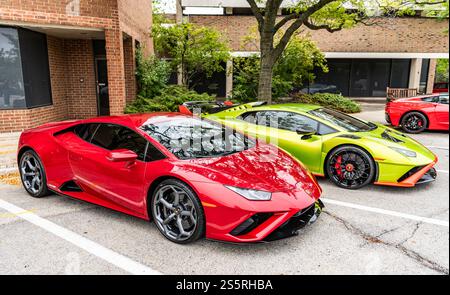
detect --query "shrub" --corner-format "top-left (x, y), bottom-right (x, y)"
top-left (125, 85), bottom-right (215, 113)
top-left (136, 49), bottom-right (172, 98)
top-left (289, 93), bottom-right (361, 113)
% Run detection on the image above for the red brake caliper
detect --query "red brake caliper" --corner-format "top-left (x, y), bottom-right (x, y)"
top-left (334, 155), bottom-right (343, 179)
top-left (418, 120), bottom-right (423, 127)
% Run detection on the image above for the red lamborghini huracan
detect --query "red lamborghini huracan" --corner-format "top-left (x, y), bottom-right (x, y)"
top-left (18, 113), bottom-right (323, 244)
top-left (386, 93), bottom-right (449, 133)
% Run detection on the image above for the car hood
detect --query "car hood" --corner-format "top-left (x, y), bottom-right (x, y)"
top-left (356, 124), bottom-right (436, 164)
top-left (174, 142), bottom-right (321, 198)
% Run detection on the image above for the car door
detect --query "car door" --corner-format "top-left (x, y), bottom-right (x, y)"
top-left (69, 123), bottom-right (163, 216)
top-left (243, 111), bottom-right (328, 173)
top-left (434, 94), bottom-right (449, 129)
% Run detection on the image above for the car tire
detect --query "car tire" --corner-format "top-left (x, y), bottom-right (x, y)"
top-left (401, 112), bottom-right (428, 134)
top-left (326, 146), bottom-right (375, 190)
top-left (19, 150), bottom-right (50, 198)
top-left (150, 179), bottom-right (205, 244)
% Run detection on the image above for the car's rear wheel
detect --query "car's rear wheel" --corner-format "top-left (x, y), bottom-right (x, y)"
top-left (151, 179), bottom-right (205, 244)
top-left (19, 150), bottom-right (50, 198)
top-left (326, 146), bottom-right (375, 189)
top-left (401, 112), bottom-right (428, 134)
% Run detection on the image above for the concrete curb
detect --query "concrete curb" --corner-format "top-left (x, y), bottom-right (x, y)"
top-left (0, 167), bottom-right (18, 175)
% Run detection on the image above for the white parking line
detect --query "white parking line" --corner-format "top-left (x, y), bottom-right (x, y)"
top-left (437, 170), bottom-right (449, 174)
top-left (426, 146), bottom-right (449, 150)
top-left (322, 198), bottom-right (449, 227)
top-left (0, 198), bottom-right (162, 275)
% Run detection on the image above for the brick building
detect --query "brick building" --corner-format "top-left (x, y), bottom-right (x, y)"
top-left (176, 0), bottom-right (449, 98)
top-left (0, 0), bottom-right (153, 132)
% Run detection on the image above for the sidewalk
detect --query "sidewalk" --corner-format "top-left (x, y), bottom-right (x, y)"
top-left (0, 132), bottom-right (20, 173)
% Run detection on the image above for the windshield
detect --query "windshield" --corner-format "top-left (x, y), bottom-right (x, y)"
top-left (140, 116), bottom-right (255, 160)
top-left (308, 108), bottom-right (376, 132)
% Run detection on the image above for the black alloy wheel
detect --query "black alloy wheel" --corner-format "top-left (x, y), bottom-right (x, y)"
top-left (326, 146), bottom-right (375, 189)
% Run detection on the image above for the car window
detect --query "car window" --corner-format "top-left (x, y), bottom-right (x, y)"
top-left (309, 108), bottom-right (377, 132)
top-left (91, 124), bottom-right (165, 162)
top-left (422, 96), bottom-right (439, 103)
top-left (140, 117), bottom-right (255, 160)
top-left (74, 123), bottom-right (99, 142)
top-left (439, 94), bottom-right (449, 104)
top-left (241, 111), bottom-right (336, 135)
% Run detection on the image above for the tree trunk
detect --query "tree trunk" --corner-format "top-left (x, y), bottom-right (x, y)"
top-left (258, 54), bottom-right (274, 103)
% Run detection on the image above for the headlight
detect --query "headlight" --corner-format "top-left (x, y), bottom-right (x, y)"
top-left (390, 147), bottom-right (417, 157)
top-left (225, 185), bottom-right (272, 201)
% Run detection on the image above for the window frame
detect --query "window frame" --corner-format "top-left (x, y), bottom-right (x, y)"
top-left (0, 25), bottom-right (52, 110)
top-left (74, 123), bottom-right (166, 163)
top-left (239, 110), bottom-right (338, 136)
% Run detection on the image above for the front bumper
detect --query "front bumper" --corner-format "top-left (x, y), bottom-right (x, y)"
top-left (375, 161), bottom-right (437, 187)
top-left (263, 200), bottom-right (324, 242)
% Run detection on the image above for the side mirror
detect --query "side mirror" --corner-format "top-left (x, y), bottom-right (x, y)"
top-left (296, 126), bottom-right (316, 140)
top-left (107, 149), bottom-right (138, 163)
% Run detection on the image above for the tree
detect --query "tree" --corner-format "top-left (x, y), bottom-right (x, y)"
top-left (246, 0), bottom-right (448, 103)
top-left (435, 58), bottom-right (449, 82)
top-left (233, 35), bottom-right (327, 102)
top-left (152, 22), bottom-right (230, 89)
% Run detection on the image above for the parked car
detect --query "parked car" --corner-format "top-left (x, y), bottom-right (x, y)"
top-left (181, 102), bottom-right (438, 189)
top-left (433, 82), bottom-right (448, 93)
top-left (385, 93), bottom-right (449, 133)
top-left (17, 113), bottom-right (323, 244)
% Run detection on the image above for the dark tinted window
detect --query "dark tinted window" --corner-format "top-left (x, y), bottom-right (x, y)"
top-left (18, 29), bottom-right (52, 108)
top-left (309, 108), bottom-right (377, 132)
top-left (74, 124), bottom-right (99, 141)
top-left (140, 117), bottom-right (254, 160)
top-left (91, 124), bottom-right (165, 162)
top-left (422, 96), bottom-right (439, 103)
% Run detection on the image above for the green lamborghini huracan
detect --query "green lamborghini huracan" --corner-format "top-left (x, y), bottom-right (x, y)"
top-left (181, 102), bottom-right (438, 189)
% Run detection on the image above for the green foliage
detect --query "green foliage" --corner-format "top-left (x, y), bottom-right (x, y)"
top-left (153, 22), bottom-right (230, 88)
top-left (289, 93), bottom-right (361, 114)
top-left (135, 49), bottom-right (172, 98)
top-left (435, 58), bottom-right (449, 82)
top-left (125, 85), bottom-right (215, 113)
top-left (232, 36), bottom-right (327, 102)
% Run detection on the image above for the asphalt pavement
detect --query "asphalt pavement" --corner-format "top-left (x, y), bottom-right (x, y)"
top-left (0, 104), bottom-right (448, 275)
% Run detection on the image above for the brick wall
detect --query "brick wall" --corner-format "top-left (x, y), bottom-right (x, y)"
top-left (188, 15), bottom-right (449, 53)
top-left (0, 0), bottom-right (154, 132)
top-left (65, 39), bottom-right (98, 119)
top-left (0, 0), bottom-right (118, 19)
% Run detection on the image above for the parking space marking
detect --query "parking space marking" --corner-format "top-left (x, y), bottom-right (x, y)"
top-left (322, 198), bottom-right (449, 227)
top-left (0, 198), bottom-right (162, 275)
top-left (437, 170), bottom-right (449, 174)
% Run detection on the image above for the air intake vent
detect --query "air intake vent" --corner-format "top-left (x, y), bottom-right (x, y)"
top-left (60, 180), bottom-right (83, 192)
top-left (381, 130), bottom-right (404, 143)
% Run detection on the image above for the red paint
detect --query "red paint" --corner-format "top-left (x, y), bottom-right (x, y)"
top-left (17, 113), bottom-right (322, 243)
top-left (385, 95), bottom-right (449, 131)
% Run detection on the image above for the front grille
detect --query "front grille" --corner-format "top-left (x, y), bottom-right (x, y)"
top-left (230, 213), bottom-right (273, 236)
top-left (264, 202), bottom-right (319, 242)
top-left (397, 166), bottom-right (426, 182)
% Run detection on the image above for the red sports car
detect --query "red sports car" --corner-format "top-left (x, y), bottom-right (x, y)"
top-left (385, 93), bottom-right (449, 133)
top-left (17, 113), bottom-right (323, 244)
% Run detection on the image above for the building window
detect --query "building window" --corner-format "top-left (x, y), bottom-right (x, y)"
top-left (419, 59), bottom-right (430, 94)
top-left (0, 26), bottom-right (52, 109)
top-left (311, 58), bottom-right (411, 97)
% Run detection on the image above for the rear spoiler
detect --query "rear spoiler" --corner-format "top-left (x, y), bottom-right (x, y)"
top-left (179, 101), bottom-right (267, 115)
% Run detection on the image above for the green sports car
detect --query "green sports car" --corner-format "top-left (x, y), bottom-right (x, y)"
top-left (181, 102), bottom-right (438, 189)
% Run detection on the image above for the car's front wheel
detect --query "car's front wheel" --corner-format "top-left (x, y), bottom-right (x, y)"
top-left (326, 146), bottom-right (375, 189)
top-left (151, 179), bottom-right (205, 244)
top-left (19, 150), bottom-right (50, 198)
top-left (401, 111), bottom-right (428, 134)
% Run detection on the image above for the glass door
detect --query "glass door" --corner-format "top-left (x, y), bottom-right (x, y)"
top-left (95, 57), bottom-right (109, 116)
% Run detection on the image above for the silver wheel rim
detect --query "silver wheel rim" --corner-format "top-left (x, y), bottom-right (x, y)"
top-left (20, 154), bottom-right (43, 195)
top-left (153, 185), bottom-right (197, 241)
